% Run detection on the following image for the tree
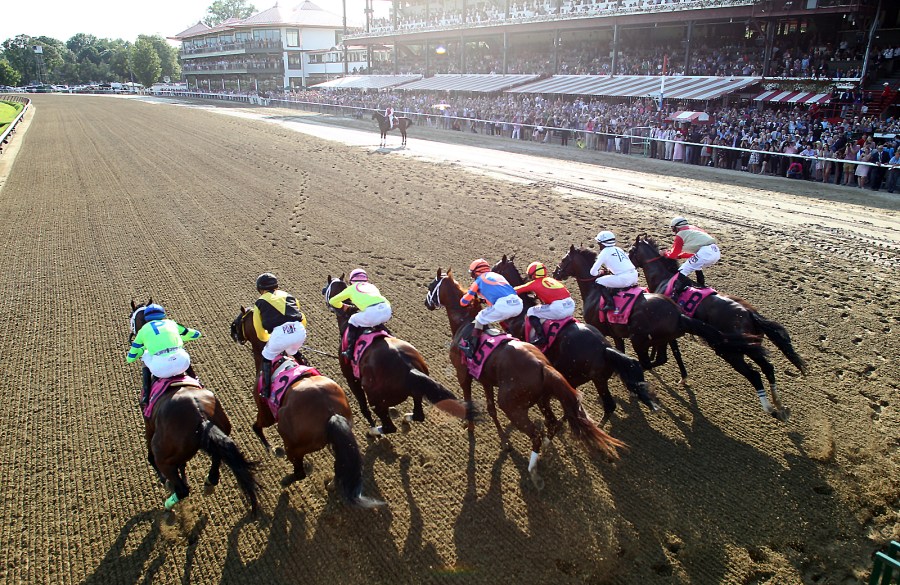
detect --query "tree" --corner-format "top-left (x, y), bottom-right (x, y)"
top-left (137, 35), bottom-right (180, 81)
top-left (129, 38), bottom-right (161, 88)
top-left (0, 59), bottom-right (21, 86)
top-left (205, 0), bottom-right (256, 26)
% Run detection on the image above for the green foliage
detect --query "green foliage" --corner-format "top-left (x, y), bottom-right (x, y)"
top-left (1, 33), bottom-right (140, 85)
top-left (206, 0), bottom-right (256, 26)
top-left (128, 38), bottom-right (162, 88)
top-left (0, 60), bottom-right (21, 86)
top-left (137, 35), bottom-right (180, 81)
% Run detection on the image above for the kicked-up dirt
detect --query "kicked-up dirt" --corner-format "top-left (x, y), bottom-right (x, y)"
top-left (0, 94), bottom-right (896, 585)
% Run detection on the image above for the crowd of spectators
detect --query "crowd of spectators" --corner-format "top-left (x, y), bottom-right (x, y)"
top-left (182, 56), bottom-right (284, 72)
top-left (180, 39), bottom-right (282, 55)
top-left (269, 86), bottom-right (900, 191)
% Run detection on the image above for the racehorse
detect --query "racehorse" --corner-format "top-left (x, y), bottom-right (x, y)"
top-left (491, 255), bottom-right (660, 424)
top-left (628, 235), bottom-right (806, 420)
top-left (230, 307), bottom-right (384, 508)
top-left (130, 301), bottom-right (258, 513)
top-left (425, 269), bottom-right (624, 490)
top-left (322, 275), bottom-right (472, 437)
top-left (553, 245), bottom-right (730, 382)
top-left (372, 111), bottom-right (411, 147)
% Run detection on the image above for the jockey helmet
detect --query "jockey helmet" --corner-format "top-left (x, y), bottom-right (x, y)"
top-left (670, 217), bottom-right (689, 230)
top-left (469, 259), bottom-right (490, 277)
top-left (255, 272), bottom-right (278, 290)
top-left (348, 268), bottom-right (369, 283)
top-left (143, 304), bottom-right (166, 321)
top-left (595, 231), bottom-right (616, 246)
top-left (526, 261), bottom-right (547, 279)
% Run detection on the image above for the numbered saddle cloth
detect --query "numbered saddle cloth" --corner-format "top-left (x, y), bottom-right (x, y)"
top-left (144, 375), bottom-right (202, 419)
top-left (342, 329), bottom-right (391, 379)
top-left (523, 317), bottom-right (576, 352)
top-left (464, 331), bottom-right (515, 379)
top-left (662, 275), bottom-right (717, 318)
top-left (261, 357), bottom-right (321, 421)
top-left (597, 286), bottom-right (645, 325)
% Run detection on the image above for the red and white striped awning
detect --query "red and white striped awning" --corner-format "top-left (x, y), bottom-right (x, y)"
top-left (508, 75), bottom-right (760, 100)
top-left (665, 111), bottom-right (712, 123)
top-left (752, 90), bottom-right (831, 104)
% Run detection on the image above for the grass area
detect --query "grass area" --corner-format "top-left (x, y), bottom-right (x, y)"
top-left (0, 101), bottom-right (24, 135)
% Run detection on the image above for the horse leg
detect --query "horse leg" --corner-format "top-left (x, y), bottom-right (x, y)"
top-left (281, 454), bottom-right (307, 487)
top-left (409, 393), bottom-right (426, 423)
top-left (369, 403), bottom-right (397, 437)
top-left (483, 384), bottom-right (507, 448)
top-left (717, 351), bottom-right (774, 417)
top-left (747, 347), bottom-right (789, 420)
top-left (506, 407), bottom-right (545, 491)
top-left (592, 376), bottom-right (617, 426)
top-left (252, 405), bottom-right (282, 457)
top-left (157, 461), bottom-right (190, 510)
top-left (144, 424), bottom-right (165, 484)
top-left (537, 395), bottom-right (561, 442)
top-left (347, 379), bottom-right (377, 429)
top-left (457, 371), bottom-right (476, 434)
top-left (670, 341), bottom-right (688, 385)
top-left (630, 335), bottom-right (655, 370)
top-left (614, 336), bottom-right (626, 353)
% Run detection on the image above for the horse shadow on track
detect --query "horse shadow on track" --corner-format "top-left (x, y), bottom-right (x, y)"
top-left (369, 145), bottom-right (407, 154)
top-left (84, 510), bottom-right (208, 585)
top-left (595, 374), bottom-right (854, 583)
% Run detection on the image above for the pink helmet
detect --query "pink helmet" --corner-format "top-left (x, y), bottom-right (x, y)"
top-left (348, 268), bottom-right (368, 283)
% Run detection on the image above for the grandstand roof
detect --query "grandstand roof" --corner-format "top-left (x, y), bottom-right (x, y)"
top-left (752, 89), bottom-right (832, 104)
top-left (396, 74), bottom-right (541, 93)
top-left (172, 2), bottom-right (343, 39)
top-left (311, 75), bottom-right (423, 90)
top-left (507, 75), bottom-right (761, 99)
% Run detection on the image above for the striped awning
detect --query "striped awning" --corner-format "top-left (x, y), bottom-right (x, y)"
top-left (395, 74), bottom-right (540, 93)
top-left (507, 75), bottom-right (761, 100)
top-left (310, 75), bottom-right (422, 90)
top-left (665, 111), bottom-right (711, 123)
top-left (752, 90), bottom-right (831, 104)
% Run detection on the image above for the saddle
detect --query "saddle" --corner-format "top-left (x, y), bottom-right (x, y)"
top-left (523, 317), bottom-right (576, 353)
top-left (143, 375), bottom-right (202, 419)
top-left (261, 356), bottom-right (321, 420)
top-left (597, 286), bottom-right (645, 325)
top-left (662, 275), bottom-right (717, 318)
top-left (461, 327), bottom-right (515, 379)
top-left (343, 327), bottom-right (391, 379)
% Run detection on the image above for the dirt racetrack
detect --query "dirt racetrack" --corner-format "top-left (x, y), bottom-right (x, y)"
top-left (0, 94), bottom-right (897, 585)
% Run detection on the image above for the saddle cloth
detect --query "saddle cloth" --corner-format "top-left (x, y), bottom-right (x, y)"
top-left (597, 286), bottom-right (645, 325)
top-left (523, 316), bottom-right (576, 352)
top-left (144, 375), bottom-right (202, 419)
top-left (662, 275), bottom-right (717, 318)
top-left (261, 357), bottom-right (321, 421)
top-left (342, 329), bottom-right (391, 379)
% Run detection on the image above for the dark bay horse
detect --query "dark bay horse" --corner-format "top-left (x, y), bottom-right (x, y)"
top-left (491, 255), bottom-right (659, 424)
top-left (372, 111), bottom-right (411, 147)
top-left (629, 235), bottom-right (807, 420)
top-left (425, 269), bottom-right (624, 490)
top-left (231, 307), bottom-right (384, 508)
top-left (322, 275), bottom-right (471, 437)
top-left (553, 245), bottom-right (729, 382)
top-left (130, 301), bottom-right (258, 513)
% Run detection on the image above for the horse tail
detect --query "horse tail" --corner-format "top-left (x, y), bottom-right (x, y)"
top-left (325, 414), bottom-right (385, 509)
top-left (198, 420), bottom-right (259, 513)
top-left (407, 368), bottom-right (470, 420)
top-left (749, 312), bottom-right (807, 374)
top-left (678, 314), bottom-right (727, 350)
top-left (602, 345), bottom-right (651, 400)
top-left (542, 366), bottom-right (624, 460)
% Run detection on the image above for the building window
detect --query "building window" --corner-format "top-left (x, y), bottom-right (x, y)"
top-left (289, 53), bottom-right (305, 67)
top-left (252, 29), bottom-right (279, 42)
top-left (286, 29), bottom-right (300, 47)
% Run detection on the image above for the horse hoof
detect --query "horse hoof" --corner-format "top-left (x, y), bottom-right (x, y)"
top-left (203, 483), bottom-right (216, 496)
top-left (325, 477), bottom-right (336, 492)
top-left (164, 480), bottom-right (174, 492)
top-left (680, 378), bottom-right (689, 387)
top-left (501, 442), bottom-right (513, 452)
top-left (388, 407), bottom-right (401, 419)
top-left (400, 420), bottom-right (411, 434)
top-left (530, 473), bottom-right (545, 491)
top-left (367, 426), bottom-right (383, 438)
top-left (541, 437), bottom-right (552, 450)
top-left (776, 407), bottom-right (791, 422)
top-left (403, 413), bottom-right (415, 423)
top-left (273, 447), bottom-right (286, 458)
top-left (280, 473), bottom-right (298, 487)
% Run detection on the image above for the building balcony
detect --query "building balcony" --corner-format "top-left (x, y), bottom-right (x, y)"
top-left (181, 40), bottom-right (284, 59)
top-left (182, 64), bottom-right (285, 75)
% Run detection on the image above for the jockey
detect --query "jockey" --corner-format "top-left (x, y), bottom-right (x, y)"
top-left (460, 258), bottom-right (524, 359)
top-left (328, 268), bottom-right (392, 360)
top-left (514, 261), bottom-right (576, 345)
top-left (665, 216), bottom-right (721, 298)
top-left (253, 273), bottom-right (308, 399)
top-left (385, 106), bottom-right (396, 129)
top-left (127, 304), bottom-right (201, 408)
top-left (590, 231), bottom-right (639, 315)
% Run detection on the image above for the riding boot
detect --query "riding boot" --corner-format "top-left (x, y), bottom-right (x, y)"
top-left (671, 273), bottom-right (692, 300)
top-left (342, 325), bottom-right (360, 361)
top-left (292, 351), bottom-right (310, 367)
top-left (528, 315), bottom-right (546, 345)
top-left (461, 323), bottom-right (482, 359)
top-left (695, 270), bottom-right (706, 287)
top-left (260, 359), bottom-right (273, 399)
top-left (598, 285), bottom-right (618, 314)
top-left (141, 366), bottom-right (152, 407)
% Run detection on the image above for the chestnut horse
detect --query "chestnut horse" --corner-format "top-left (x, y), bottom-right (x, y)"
top-left (372, 111), bottom-right (411, 147)
top-left (425, 269), bottom-right (624, 490)
top-left (322, 275), bottom-right (471, 437)
top-left (628, 235), bottom-right (806, 420)
top-left (130, 301), bottom-right (258, 513)
top-left (491, 255), bottom-right (660, 424)
top-left (553, 245), bottom-right (730, 382)
top-left (230, 307), bottom-right (383, 508)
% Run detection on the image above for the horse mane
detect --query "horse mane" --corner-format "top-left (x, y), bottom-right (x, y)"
top-left (636, 235), bottom-right (680, 272)
top-left (573, 247), bottom-right (597, 261)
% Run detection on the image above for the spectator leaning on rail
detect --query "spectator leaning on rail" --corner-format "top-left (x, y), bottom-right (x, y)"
top-left (665, 217), bottom-right (721, 299)
top-left (126, 303), bottom-right (201, 411)
top-left (253, 273), bottom-right (308, 399)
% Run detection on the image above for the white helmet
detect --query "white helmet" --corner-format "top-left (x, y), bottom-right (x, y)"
top-left (670, 217), bottom-right (689, 229)
top-left (595, 231), bottom-right (616, 246)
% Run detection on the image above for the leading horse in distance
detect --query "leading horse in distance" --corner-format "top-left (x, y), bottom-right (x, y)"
top-left (372, 111), bottom-right (411, 147)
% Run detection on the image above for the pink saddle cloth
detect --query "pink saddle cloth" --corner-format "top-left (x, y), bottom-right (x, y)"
top-left (144, 375), bottom-right (202, 419)
top-left (597, 286), bottom-right (645, 325)
top-left (523, 316), bottom-right (576, 352)
top-left (662, 275), bottom-right (717, 318)
top-left (342, 329), bottom-right (391, 379)
top-left (259, 357), bottom-right (321, 420)
top-left (464, 331), bottom-right (515, 379)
